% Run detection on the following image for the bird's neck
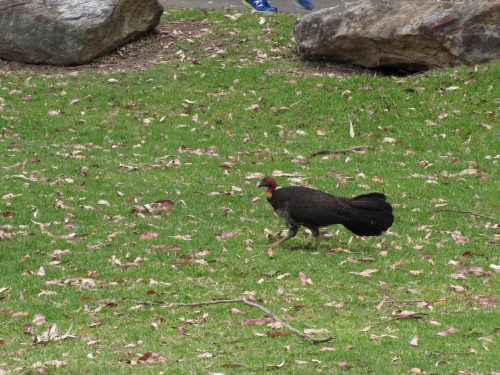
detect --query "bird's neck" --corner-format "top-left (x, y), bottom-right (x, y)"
top-left (266, 186), bottom-right (276, 198)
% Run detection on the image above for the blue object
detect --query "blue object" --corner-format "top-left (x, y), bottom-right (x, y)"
top-left (242, 0), bottom-right (278, 13)
top-left (297, 0), bottom-right (313, 10)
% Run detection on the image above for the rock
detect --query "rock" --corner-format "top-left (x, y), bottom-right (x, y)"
top-left (0, 0), bottom-right (163, 66)
top-left (295, 0), bottom-right (500, 71)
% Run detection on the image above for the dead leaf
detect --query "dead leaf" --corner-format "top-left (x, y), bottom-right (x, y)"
top-left (375, 295), bottom-right (392, 310)
top-left (319, 346), bottom-right (337, 352)
top-left (303, 328), bottom-right (329, 335)
top-left (216, 231), bottom-right (237, 240)
top-left (349, 121), bottom-right (355, 138)
top-left (243, 318), bottom-right (273, 326)
top-left (383, 137), bottom-right (397, 144)
top-left (197, 352), bottom-right (213, 360)
top-left (448, 284), bottom-right (467, 293)
top-left (478, 297), bottom-right (498, 307)
top-left (140, 232), bottom-right (158, 240)
top-left (148, 244), bottom-right (181, 251)
top-left (245, 172), bottom-right (264, 180)
top-left (137, 352), bottom-right (166, 363)
top-left (489, 264), bottom-right (500, 273)
top-left (266, 361), bottom-right (285, 369)
top-left (349, 269), bottom-right (378, 277)
top-left (32, 314), bottom-right (46, 326)
top-left (33, 324), bottom-right (77, 344)
top-left (437, 326), bottom-right (457, 337)
top-left (409, 335), bottom-right (419, 346)
top-left (324, 301), bottom-right (345, 308)
top-left (299, 272), bottom-right (313, 285)
top-left (276, 273), bottom-right (291, 280)
top-left (229, 308), bottom-right (245, 315)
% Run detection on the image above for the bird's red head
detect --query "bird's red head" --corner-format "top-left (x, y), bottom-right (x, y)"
top-left (258, 177), bottom-right (278, 196)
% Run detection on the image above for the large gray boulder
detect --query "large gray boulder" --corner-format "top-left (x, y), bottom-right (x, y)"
top-left (0, 0), bottom-right (163, 66)
top-left (295, 0), bottom-right (500, 71)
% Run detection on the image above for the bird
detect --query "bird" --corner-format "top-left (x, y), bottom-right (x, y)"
top-left (258, 177), bottom-right (394, 251)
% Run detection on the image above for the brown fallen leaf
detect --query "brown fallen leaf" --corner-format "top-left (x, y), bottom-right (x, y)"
top-left (303, 328), bottom-right (330, 335)
top-left (448, 284), bottom-right (467, 293)
top-left (437, 326), bottom-right (457, 337)
top-left (243, 317), bottom-right (273, 326)
top-left (299, 272), bottom-right (313, 285)
top-left (229, 308), bottom-right (246, 315)
top-left (32, 314), bottom-right (46, 326)
top-left (138, 352), bottom-right (166, 363)
top-left (140, 232), bottom-right (158, 240)
top-left (319, 346), bottom-right (337, 352)
top-left (375, 295), bottom-right (393, 310)
top-left (360, 325), bottom-right (372, 332)
top-left (33, 324), bottom-right (77, 344)
top-left (478, 297), bottom-right (498, 307)
top-left (148, 244), bottom-right (181, 251)
top-left (349, 269), bottom-right (378, 277)
top-left (216, 231), bottom-right (237, 240)
top-left (266, 361), bottom-right (285, 369)
top-left (197, 352), bottom-right (213, 360)
top-left (324, 301), bottom-right (345, 308)
top-left (409, 335), bottom-right (419, 346)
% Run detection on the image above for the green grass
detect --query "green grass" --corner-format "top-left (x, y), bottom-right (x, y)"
top-left (0, 9), bottom-right (499, 374)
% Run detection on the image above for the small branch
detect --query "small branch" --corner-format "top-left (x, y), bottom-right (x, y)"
top-left (120, 298), bottom-right (333, 344)
top-left (309, 145), bottom-right (375, 158)
top-left (435, 209), bottom-right (496, 221)
top-left (240, 299), bottom-right (333, 344)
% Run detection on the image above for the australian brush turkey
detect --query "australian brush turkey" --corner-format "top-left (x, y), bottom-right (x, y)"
top-left (258, 177), bottom-right (394, 251)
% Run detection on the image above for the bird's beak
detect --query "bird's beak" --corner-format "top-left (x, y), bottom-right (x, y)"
top-left (257, 181), bottom-right (265, 188)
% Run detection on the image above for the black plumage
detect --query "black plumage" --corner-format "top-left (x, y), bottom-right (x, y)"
top-left (258, 177), bottom-right (394, 250)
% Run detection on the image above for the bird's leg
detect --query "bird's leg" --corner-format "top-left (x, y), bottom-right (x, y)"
top-left (269, 225), bottom-right (298, 249)
top-left (309, 227), bottom-right (320, 251)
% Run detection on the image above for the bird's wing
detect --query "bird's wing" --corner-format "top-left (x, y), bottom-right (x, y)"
top-left (275, 187), bottom-right (351, 227)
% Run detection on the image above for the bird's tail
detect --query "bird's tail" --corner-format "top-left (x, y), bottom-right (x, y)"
top-left (342, 193), bottom-right (394, 236)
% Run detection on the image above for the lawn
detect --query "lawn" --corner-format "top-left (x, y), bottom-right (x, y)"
top-left (0, 8), bottom-right (498, 374)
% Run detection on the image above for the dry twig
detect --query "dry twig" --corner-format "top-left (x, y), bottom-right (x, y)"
top-left (121, 298), bottom-right (333, 344)
top-left (309, 145), bottom-right (375, 158)
top-left (435, 209), bottom-right (496, 221)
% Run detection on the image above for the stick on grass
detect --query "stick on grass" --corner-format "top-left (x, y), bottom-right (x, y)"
top-left (121, 298), bottom-right (333, 344)
top-left (435, 209), bottom-right (496, 221)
